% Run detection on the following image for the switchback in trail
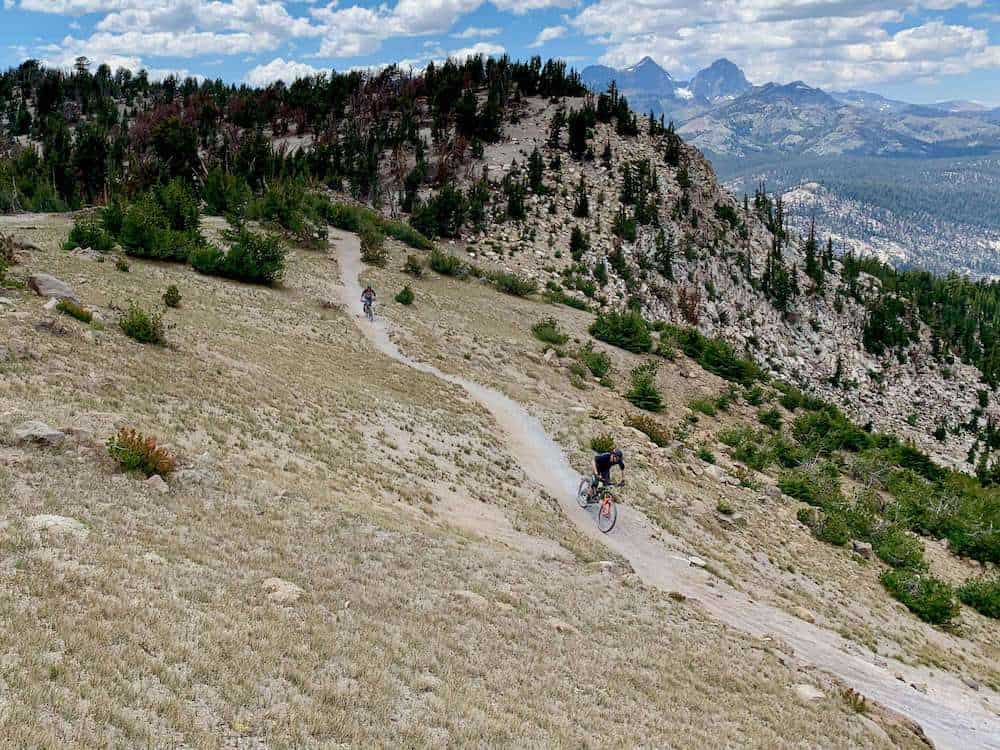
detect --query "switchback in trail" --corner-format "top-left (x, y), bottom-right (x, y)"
top-left (331, 228), bottom-right (1000, 750)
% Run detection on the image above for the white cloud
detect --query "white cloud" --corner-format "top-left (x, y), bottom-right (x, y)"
top-left (451, 26), bottom-right (502, 39)
top-left (529, 25), bottom-right (566, 48)
top-left (246, 56), bottom-right (323, 83)
top-left (448, 41), bottom-right (505, 60)
top-left (569, 1), bottom-right (1000, 89)
top-left (491, 0), bottom-right (575, 13)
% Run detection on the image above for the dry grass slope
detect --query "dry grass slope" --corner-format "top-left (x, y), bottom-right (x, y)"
top-left (0, 214), bottom-right (943, 748)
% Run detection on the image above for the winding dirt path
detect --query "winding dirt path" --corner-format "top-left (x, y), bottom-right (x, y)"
top-left (332, 229), bottom-right (1000, 750)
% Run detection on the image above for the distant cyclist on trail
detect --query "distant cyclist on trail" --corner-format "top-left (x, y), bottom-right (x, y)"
top-left (592, 448), bottom-right (625, 490)
top-left (361, 285), bottom-right (375, 321)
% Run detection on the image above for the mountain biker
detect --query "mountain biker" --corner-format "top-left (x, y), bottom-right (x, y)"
top-left (592, 448), bottom-right (625, 490)
top-left (361, 285), bottom-right (375, 314)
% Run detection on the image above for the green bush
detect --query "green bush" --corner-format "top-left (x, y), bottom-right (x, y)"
top-left (119, 302), bottom-right (165, 345)
top-left (626, 413), bottom-right (670, 447)
top-left (106, 427), bottom-right (176, 477)
top-left (532, 317), bottom-right (569, 345)
top-left (115, 257), bottom-right (130, 272)
top-left (578, 342), bottom-right (611, 378)
top-left (120, 195), bottom-right (195, 262)
top-left (626, 361), bottom-right (662, 411)
top-left (359, 223), bottom-right (388, 266)
top-left (793, 407), bottom-right (870, 453)
top-left (100, 199), bottom-right (125, 237)
top-left (157, 178), bottom-right (200, 232)
top-left (163, 285), bottom-right (181, 308)
top-left (880, 569), bottom-right (959, 626)
top-left (664, 325), bottom-right (760, 386)
top-left (779, 467), bottom-right (841, 506)
top-left (492, 271), bottom-right (538, 297)
top-left (873, 526), bottom-right (926, 570)
top-left (957, 577), bottom-right (1000, 619)
top-left (758, 408), bottom-right (782, 430)
top-left (429, 249), bottom-right (463, 276)
top-left (591, 433), bottom-right (615, 453)
top-left (308, 197), bottom-right (433, 251)
top-left (203, 166), bottom-right (250, 217)
top-left (190, 229), bottom-right (285, 286)
top-left (589, 310), bottom-right (652, 353)
top-left (813, 510), bottom-right (851, 546)
top-left (395, 285), bottom-right (414, 305)
top-left (64, 217), bottom-right (114, 253)
top-left (689, 398), bottom-right (716, 417)
top-left (56, 298), bottom-right (92, 324)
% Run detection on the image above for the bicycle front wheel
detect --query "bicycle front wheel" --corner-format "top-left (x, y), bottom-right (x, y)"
top-left (596, 494), bottom-right (618, 533)
top-left (577, 478), bottom-right (591, 508)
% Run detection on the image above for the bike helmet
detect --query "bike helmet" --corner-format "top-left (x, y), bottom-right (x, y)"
top-left (612, 448), bottom-right (624, 465)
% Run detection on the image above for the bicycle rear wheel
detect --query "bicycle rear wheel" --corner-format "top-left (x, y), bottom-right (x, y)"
top-left (577, 478), bottom-right (591, 508)
top-left (596, 494), bottom-right (618, 533)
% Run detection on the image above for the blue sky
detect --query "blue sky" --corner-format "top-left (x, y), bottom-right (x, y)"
top-left (1, 0), bottom-right (998, 104)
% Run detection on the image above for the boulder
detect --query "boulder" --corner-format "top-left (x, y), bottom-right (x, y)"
top-left (146, 475), bottom-right (169, 494)
top-left (14, 421), bottom-right (66, 447)
top-left (792, 683), bottom-right (825, 702)
top-left (27, 273), bottom-right (78, 303)
top-left (792, 606), bottom-right (816, 624)
top-left (851, 540), bottom-right (874, 559)
top-left (26, 514), bottom-right (88, 539)
top-left (262, 577), bottom-right (303, 605)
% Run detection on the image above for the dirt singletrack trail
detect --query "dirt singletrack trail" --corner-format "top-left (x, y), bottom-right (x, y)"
top-left (331, 229), bottom-right (1000, 750)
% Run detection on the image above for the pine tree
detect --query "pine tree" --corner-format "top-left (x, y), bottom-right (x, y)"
top-left (572, 175), bottom-right (589, 218)
top-left (654, 228), bottom-right (674, 281)
top-left (527, 147), bottom-right (545, 194)
top-left (803, 219), bottom-right (823, 291)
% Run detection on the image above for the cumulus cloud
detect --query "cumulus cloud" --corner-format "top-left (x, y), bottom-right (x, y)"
top-left (570, 0), bottom-right (1000, 88)
top-left (448, 41), bottom-right (505, 60)
top-left (246, 56), bottom-right (324, 83)
top-left (451, 26), bottom-right (502, 38)
top-left (529, 25), bottom-right (566, 48)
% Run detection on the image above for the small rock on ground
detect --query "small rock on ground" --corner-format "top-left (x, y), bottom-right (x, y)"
top-left (27, 273), bottom-right (78, 303)
top-left (793, 683), bottom-right (825, 702)
top-left (14, 421), bottom-right (66, 447)
top-left (146, 475), bottom-right (169, 494)
top-left (26, 514), bottom-right (88, 539)
top-left (262, 577), bottom-right (303, 605)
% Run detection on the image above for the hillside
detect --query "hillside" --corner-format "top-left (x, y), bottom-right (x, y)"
top-left (1, 56), bottom-right (1000, 746)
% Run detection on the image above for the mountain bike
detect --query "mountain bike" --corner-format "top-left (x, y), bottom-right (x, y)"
top-left (576, 477), bottom-right (619, 533)
top-left (363, 299), bottom-right (374, 322)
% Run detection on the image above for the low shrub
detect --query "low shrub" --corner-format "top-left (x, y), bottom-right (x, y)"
top-left (395, 285), bottom-right (414, 305)
top-left (779, 466), bottom-right (841, 506)
top-left (106, 427), bottom-right (176, 477)
top-left (758, 408), bottom-right (782, 430)
top-left (697, 446), bottom-right (715, 464)
top-left (56, 298), bottom-right (92, 324)
top-left (359, 223), bottom-right (388, 266)
top-left (689, 398), bottom-right (717, 417)
top-left (591, 433), bottom-right (615, 453)
top-left (190, 229), bottom-right (285, 286)
top-left (880, 569), bottom-right (959, 626)
top-left (532, 317), bottom-right (569, 345)
top-left (203, 166), bottom-right (251, 217)
top-left (578, 342), bottom-right (611, 378)
top-left (957, 577), bottom-right (1000, 619)
top-left (115, 257), bottom-right (130, 272)
top-left (873, 526), bottom-right (926, 570)
top-left (429, 248), bottom-right (463, 276)
top-left (590, 310), bottom-right (652, 353)
top-left (492, 271), bottom-right (537, 297)
top-left (119, 302), bottom-right (165, 345)
top-left (626, 361), bottom-right (662, 412)
top-left (627, 413), bottom-right (670, 447)
top-left (163, 285), bottom-right (181, 308)
top-left (793, 407), bottom-right (870, 453)
top-left (813, 510), bottom-right (851, 546)
top-left (402, 254), bottom-right (424, 277)
top-left (64, 217), bottom-right (114, 253)
top-left (665, 325), bottom-right (760, 385)
top-left (545, 287), bottom-right (590, 310)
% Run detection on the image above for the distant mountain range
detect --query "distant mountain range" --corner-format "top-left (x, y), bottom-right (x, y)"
top-left (581, 58), bottom-right (1000, 158)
